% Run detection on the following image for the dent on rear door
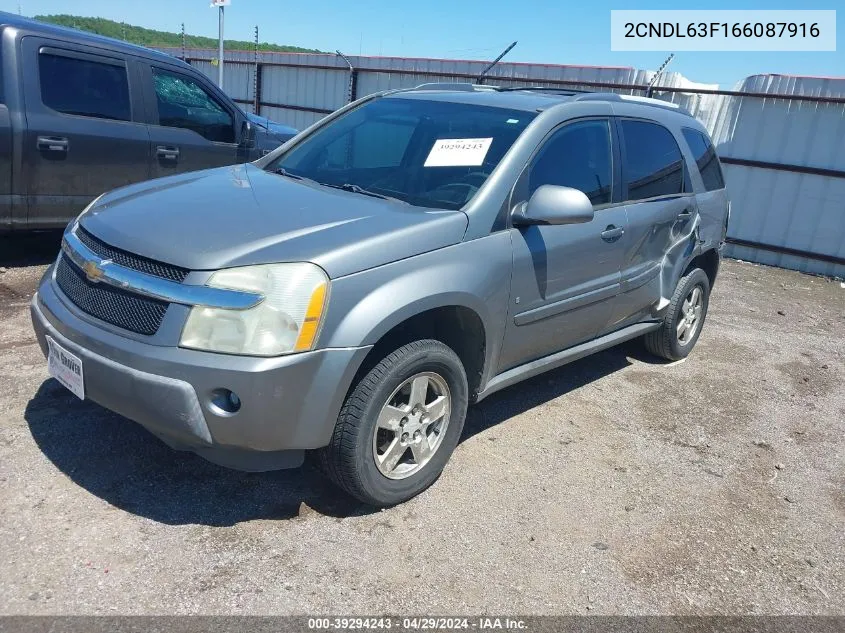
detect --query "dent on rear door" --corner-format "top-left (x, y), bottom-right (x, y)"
top-left (608, 196), bottom-right (699, 331)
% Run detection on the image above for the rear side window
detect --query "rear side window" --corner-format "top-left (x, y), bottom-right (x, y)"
top-left (682, 128), bottom-right (725, 191)
top-left (39, 52), bottom-right (130, 121)
top-left (528, 119), bottom-right (612, 206)
top-left (620, 119), bottom-right (685, 201)
top-left (152, 68), bottom-right (234, 143)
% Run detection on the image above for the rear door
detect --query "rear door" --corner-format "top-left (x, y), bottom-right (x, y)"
top-left (140, 62), bottom-right (240, 177)
top-left (497, 117), bottom-right (628, 371)
top-left (603, 118), bottom-right (698, 332)
top-left (20, 37), bottom-right (150, 228)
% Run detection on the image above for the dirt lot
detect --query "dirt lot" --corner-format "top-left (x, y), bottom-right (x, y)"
top-left (0, 232), bottom-right (843, 615)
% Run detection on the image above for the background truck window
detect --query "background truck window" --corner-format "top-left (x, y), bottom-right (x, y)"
top-left (152, 68), bottom-right (234, 143)
top-left (39, 53), bottom-right (130, 121)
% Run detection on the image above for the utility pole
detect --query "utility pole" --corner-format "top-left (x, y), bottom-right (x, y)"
top-left (253, 25), bottom-right (260, 113)
top-left (210, 0), bottom-right (230, 88)
top-left (181, 22), bottom-right (186, 61)
top-left (335, 50), bottom-right (356, 104)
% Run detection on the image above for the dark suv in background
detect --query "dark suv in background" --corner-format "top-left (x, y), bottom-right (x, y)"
top-left (0, 12), bottom-right (296, 231)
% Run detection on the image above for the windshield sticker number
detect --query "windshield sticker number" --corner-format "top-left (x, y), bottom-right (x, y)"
top-left (424, 138), bottom-right (494, 167)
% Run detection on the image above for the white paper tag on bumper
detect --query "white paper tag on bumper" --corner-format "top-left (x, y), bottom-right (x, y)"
top-left (424, 138), bottom-right (493, 167)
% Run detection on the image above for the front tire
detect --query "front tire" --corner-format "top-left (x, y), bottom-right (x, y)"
top-left (644, 268), bottom-right (710, 361)
top-left (315, 339), bottom-right (469, 507)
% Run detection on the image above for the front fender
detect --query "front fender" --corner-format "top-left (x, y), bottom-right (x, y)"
top-left (318, 233), bottom-right (514, 385)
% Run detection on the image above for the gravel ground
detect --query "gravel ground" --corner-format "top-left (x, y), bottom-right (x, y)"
top-left (0, 232), bottom-right (843, 615)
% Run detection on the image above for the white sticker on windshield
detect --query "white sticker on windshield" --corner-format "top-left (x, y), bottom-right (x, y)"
top-left (424, 138), bottom-right (493, 167)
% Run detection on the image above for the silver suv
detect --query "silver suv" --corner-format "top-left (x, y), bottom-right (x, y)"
top-left (31, 84), bottom-right (729, 506)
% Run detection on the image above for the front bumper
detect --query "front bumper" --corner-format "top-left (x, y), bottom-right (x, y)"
top-left (31, 271), bottom-right (371, 471)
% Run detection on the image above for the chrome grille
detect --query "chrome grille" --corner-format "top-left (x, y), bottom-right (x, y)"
top-left (76, 226), bottom-right (189, 283)
top-left (55, 254), bottom-right (168, 336)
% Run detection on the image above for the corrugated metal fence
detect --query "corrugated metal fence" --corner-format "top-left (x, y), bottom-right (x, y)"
top-left (163, 48), bottom-right (845, 278)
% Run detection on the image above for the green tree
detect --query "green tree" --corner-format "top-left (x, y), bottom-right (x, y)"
top-left (34, 14), bottom-right (324, 53)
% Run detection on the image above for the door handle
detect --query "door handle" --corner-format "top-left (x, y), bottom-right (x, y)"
top-left (36, 136), bottom-right (69, 152)
top-left (677, 207), bottom-right (694, 219)
top-left (156, 146), bottom-right (180, 161)
top-left (601, 225), bottom-right (624, 242)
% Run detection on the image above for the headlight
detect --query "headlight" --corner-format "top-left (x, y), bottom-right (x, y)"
top-left (179, 263), bottom-right (329, 356)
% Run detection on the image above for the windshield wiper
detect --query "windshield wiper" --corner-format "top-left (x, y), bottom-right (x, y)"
top-left (271, 167), bottom-right (305, 180)
top-left (319, 182), bottom-right (406, 204)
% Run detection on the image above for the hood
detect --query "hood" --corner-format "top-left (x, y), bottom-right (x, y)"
top-left (79, 164), bottom-right (468, 278)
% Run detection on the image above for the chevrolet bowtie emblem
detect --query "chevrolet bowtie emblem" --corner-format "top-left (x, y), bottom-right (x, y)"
top-left (82, 259), bottom-right (109, 283)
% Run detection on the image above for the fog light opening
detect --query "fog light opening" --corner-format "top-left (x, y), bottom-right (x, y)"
top-left (210, 388), bottom-right (242, 415)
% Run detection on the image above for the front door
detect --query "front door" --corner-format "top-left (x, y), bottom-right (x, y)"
top-left (141, 63), bottom-right (240, 177)
top-left (498, 118), bottom-right (627, 372)
top-left (21, 38), bottom-right (150, 228)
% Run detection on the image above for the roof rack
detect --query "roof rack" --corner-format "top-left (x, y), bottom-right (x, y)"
top-left (493, 86), bottom-right (593, 96)
top-left (401, 82), bottom-right (692, 116)
top-left (410, 82), bottom-right (497, 92)
top-left (571, 92), bottom-right (690, 115)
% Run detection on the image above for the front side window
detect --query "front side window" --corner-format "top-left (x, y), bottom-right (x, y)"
top-left (620, 119), bottom-right (686, 201)
top-left (152, 68), bottom-right (234, 143)
top-left (527, 119), bottom-right (612, 206)
top-left (270, 97), bottom-right (535, 210)
top-left (682, 128), bottom-right (725, 191)
top-left (39, 52), bottom-right (130, 121)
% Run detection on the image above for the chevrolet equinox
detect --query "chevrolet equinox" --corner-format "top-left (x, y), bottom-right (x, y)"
top-left (31, 84), bottom-right (730, 506)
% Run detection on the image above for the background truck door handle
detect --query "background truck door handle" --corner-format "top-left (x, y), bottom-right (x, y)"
top-left (677, 207), bottom-right (693, 219)
top-left (601, 225), bottom-right (624, 242)
top-left (156, 146), bottom-right (180, 161)
top-left (36, 136), bottom-right (68, 152)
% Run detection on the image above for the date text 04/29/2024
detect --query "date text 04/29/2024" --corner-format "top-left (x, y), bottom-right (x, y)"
top-left (307, 617), bottom-right (528, 630)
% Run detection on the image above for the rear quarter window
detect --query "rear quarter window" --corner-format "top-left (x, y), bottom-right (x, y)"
top-left (682, 127), bottom-right (725, 191)
top-left (620, 119), bottom-right (686, 201)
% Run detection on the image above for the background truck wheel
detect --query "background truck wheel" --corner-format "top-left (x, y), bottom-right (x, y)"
top-left (644, 268), bottom-right (711, 361)
top-left (315, 339), bottom-right (469, 507)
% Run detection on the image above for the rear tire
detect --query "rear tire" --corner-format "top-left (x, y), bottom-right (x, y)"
top-left (644, 268), bottom-right (710, 361)
top-left (315, 339), bottom-right (468, 507)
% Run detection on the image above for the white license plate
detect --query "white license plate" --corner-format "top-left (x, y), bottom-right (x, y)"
top-left (46, 336), bottom-right (85, 400)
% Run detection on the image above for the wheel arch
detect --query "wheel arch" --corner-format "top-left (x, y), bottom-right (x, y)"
top-left (683, 247), bottom-right (720, 289)
top-left (343, 297), bottom-right (491, 402)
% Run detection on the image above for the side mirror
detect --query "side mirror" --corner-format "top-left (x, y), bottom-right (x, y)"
top-left (240, 119), bottom-right (256, 148)
top-left (511, 185), bottom-right (594, 226)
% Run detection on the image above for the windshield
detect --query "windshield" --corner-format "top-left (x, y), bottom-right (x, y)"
top-left (266, 97), bottom-right (535, 210)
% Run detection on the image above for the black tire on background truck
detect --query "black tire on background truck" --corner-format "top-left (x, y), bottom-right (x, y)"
top-left (644, 267), bottom-right (711, 361)
top-left (316, 339), bottom-right (469, 507)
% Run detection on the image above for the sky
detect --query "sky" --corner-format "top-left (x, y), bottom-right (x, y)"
top-left (3, 0), bottom-right (842, 88)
